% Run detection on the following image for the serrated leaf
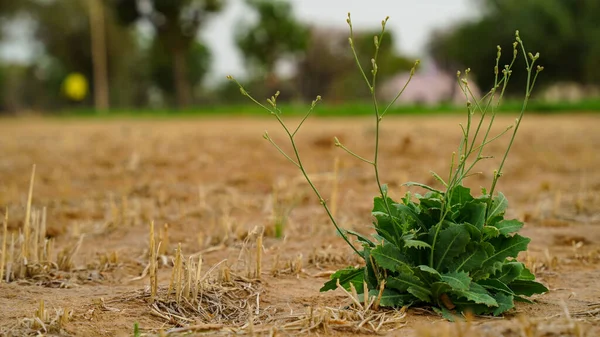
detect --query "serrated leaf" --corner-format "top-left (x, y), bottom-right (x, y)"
top-left (483, 234), bottom-right (530, 268)
top-left (403, 182), bottom-right (444, 194)
top-left (320, 266), bottom-right (364, 292)
top-left (404, 240), bottom-right (431, 250)
top-left (371, 244), bottom-right (413, 274)
top-left (452, 282), bottom-right (498, 307)
top-left (508, 280), bottom-right (549, 296)
top-left (387, 275), bottom-right (432, 302)
top-left (451, 242), bottom-right (494, 273)
top-left (493, 262), bottom-right (524, 284)
top-left (441, 271), bottom-right (472, 291)
top-left (487, 193), bottom-right (508, 223)
top-left (493, 219), bottom-right (524, 236)
top-left (492, 293), bottom-right (515, 316)
top-left (433, 223), bottom-right (470, 270)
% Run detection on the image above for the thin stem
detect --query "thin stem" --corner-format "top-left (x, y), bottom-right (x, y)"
top-left (265, 137), bottom-right (300, 168)
top-left (335, 141), bottom-right (374, 165)
top-left (227, 76), bottom-right (360, 256)
top-left (346, 14), bottom-right (400, 237)
top-left (347, 15), bottom-right (372, 91)
top-left (381, 61), bottom-right (419, 117)
top-left (487, 36), bottom-right (538, 213)
top-left (272, 112), bottom-right (361, 256)
top-left (292, 97), bottom-right (321, 137)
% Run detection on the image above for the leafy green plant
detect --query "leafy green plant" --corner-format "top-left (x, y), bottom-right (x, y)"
top-left (228, 13), bottom-right (548, 317)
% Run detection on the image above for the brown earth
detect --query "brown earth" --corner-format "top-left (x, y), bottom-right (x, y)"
top-left (0, 114), bottom-right (599, 336)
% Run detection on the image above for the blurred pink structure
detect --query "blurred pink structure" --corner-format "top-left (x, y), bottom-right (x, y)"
top-left (381, 61), bottom-right (481, 106)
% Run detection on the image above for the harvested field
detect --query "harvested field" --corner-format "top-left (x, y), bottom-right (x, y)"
top-left (0, 114), bottom-right (599, 336)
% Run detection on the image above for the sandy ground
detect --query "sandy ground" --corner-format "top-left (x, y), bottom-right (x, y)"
top-left (0, 114), bottom-right (599, 336)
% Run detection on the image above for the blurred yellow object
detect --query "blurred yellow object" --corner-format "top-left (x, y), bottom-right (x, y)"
top-left (62, 73), bottom-right (88, 101)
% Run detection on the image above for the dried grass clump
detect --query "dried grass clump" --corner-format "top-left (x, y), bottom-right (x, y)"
top-left (137, 223), bottom-right (268, 330)
top-left (1, 299), bottom-right (72, 337)
top-left (0, 166), bottom-right (113, 287)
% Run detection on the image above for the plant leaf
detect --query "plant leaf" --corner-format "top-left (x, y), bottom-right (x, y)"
top-left (492, 293), bottom-right (515, 316)
top-left (451, 282), bottom-right (498, 307)
top-left (482, 226), bottom-right (500, 240)
top-left (404, 240), bottom-right (431, 250)
top-left (508, 280), bottom-right (549, 296)
top-left (448, 185), bottom-right (474, 209)
top-left (493, 219), bottom-right (524, 236)
top-left (433, 223), bottom-right (470, 270)
top-left (431, 282), bottom-right (452, 299)
top-left (487, 192), bottom-right (508, 223)
top-left (371, 244), bottom-right (413, 274)
top-left (320, 266), bottom-right (364, 292)
top-left (459, 201), bottom-right (487, 229)
top-left (463, 223), bottom-right (482, 241)
top-left (514, 295), bottom-right (534, 304)
top-left (478, 279), bottom-right (514, 295)
top-left (482, 234), bottom-right (530, 268)
top-left (517, 266), bottom-right (536, 281)
top-left (492, 262), bottom-right (524, 284)
top-left (415, 265), bottom-right (442, 285)
top-left (441, 271), bottom-right (472, 291)
top-left (387, 275), bottom-right (432, 302)
top-left (407, 286), bottom-right (433, 303)
top-left (450, 242), bottom-right (494, 274)
top-left (451, 297), bottom-right (494, 315)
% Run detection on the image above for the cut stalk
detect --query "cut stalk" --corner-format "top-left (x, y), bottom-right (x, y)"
top-left (149, 221), bottom-right (157, 302)
top-left (0, 209), bottom-right (7, 283)
top-left (23, 165), bottom-right (36, 263)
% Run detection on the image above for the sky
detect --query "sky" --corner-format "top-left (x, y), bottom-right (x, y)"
top-left (0, 0), bottom-right (481, 82)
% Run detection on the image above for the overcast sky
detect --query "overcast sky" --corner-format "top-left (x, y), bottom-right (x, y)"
top-left (0, 0), bottom-right (481, 82)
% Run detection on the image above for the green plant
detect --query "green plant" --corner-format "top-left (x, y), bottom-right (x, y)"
top-left (228, 13), bottom-right (548, 317)
top-left (133, 322), bottom-right (140, 337)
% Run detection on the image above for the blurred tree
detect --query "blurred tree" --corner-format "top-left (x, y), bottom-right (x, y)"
top-left (236, 0), bottom-right (308, 91)
top-left (0, 0), bottom-right (149, 112)
top-left (110, 0), bottom-right (223, 108)
top-left (428, 0), bottom-right (600, 94)
top-left (296, 27), bottom-right (413, 103)
top-left (27, 0), bottom-right (146, 108)
top-left (149, 37), bottom-right (211, 104)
